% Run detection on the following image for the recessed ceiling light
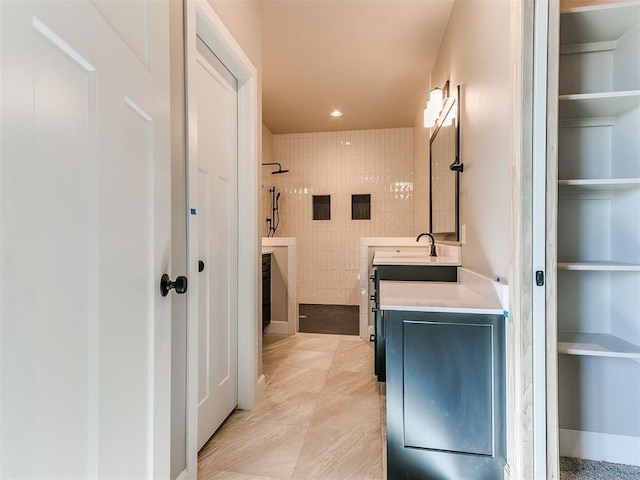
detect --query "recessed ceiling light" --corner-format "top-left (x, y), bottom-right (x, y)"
top-left (330, 109), bottom-right (343, 117)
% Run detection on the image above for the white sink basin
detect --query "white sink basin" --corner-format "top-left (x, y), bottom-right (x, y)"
top-left (381, 252), bottom-right (433, 258)
top-left (373, 250), bottom-right (460, 266)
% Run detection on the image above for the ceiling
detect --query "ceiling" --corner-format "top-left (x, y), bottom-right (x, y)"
top-left (261, 0), bottom-right (456, 134)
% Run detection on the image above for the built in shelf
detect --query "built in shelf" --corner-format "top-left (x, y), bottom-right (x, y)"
top-left (558, 178), bottom-right (640, 190)
top-left (560, 2), bottom-right (640, 44)
top-left (560, 40), bottom-right (617, 55)
top-left (558, 331), bottom-right (640, 360)
top-left (558, 261), bottom-right (640, 271)
top-left (559, 91), bottom-right (640, 119)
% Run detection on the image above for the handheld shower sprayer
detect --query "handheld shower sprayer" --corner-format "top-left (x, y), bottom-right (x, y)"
top-left (266, 188), bottom-right (283, 237)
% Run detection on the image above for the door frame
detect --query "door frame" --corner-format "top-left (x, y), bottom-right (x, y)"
top-left (183, 0), bottom-right (261, 476)
top-left (508, 0), bottom-right (538, 478)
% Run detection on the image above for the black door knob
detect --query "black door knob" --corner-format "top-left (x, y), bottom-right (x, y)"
top-left (198, 260), bottom-right (205, 272)
top-left (160, 274), bottom-right (188, 297)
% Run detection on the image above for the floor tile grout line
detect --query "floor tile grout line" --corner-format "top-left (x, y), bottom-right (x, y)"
top-left (288, 347), bottom-right (337, 480)
top-left (289, 339), bottom-right (376, 480)
top-left (294, 430), bottom-right (366, 480)
top-left (199, 333), bottom-right (384, 479)
top-left (284, 425), bottom-right (310, 480)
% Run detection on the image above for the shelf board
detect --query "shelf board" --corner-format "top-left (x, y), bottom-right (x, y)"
top-left (559, 90), bottom-right (640, 119)
top-left (558, 331), bottom-right (640, 359)
top-left (560, 40), bottom-right (618, 55)
top-left (560, 2), bottom-right (640, 44)
top-left (558, 178), bottom-right (640, 190)
top-left (558, 261), bottom-right (640, 271)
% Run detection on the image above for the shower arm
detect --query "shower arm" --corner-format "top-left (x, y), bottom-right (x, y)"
top-left (262, 162), bottom-right (289, 175)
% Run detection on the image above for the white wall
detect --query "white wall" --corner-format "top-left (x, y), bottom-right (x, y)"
top-left (415, 0), bottom-right (511, 281)
top-left (266, 128), bottom-right (414, 305)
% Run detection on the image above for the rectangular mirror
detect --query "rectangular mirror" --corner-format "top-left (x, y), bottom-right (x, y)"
top-left (429, 84), bottom-right (461, 241)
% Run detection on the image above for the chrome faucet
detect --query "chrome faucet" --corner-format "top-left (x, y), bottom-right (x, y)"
top-left (416, 232), bottom-right (438, 257)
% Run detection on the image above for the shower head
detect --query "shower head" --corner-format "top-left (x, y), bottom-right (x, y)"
top-left (276, 192), bottom-right (281, 200)
top-left (262, 162), bottom-right (289, 175)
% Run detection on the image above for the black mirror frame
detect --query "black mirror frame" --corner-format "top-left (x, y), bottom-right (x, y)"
top-left (429, 84), bottom-right (461, 242)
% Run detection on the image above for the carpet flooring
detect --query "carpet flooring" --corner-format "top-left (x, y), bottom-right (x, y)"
top-left (560, 456), bottom-right (640, 479)
top-left (298, 304), bottom-right (359, 335)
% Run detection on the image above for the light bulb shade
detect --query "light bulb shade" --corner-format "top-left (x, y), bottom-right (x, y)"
top-left (423, 107), bottom-right (437, 128)
top-left (429, 87), bottom-right (444, 113)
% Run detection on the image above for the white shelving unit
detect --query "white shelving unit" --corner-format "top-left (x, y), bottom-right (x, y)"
top-left (559, 178), bottom-right (640, 189)
top-left (558, 332), bottom-right (640, 359)
top-left (559, 90), bottom-right (640, 118)
top-left (558, 261), bottom-right (640, 271)
top-left (553, 0), bottom-right (640, 468)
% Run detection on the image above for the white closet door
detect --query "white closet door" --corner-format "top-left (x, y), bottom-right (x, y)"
top-left (196, 37), bottom-right (239, 450)
top-left (0, 1), bottom-right (172, 477)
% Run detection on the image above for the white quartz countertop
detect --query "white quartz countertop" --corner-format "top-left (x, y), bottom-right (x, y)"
top-left (379, 280), bottom-right (505, 315)
top-left (372, 246), bottom-right (461, 266)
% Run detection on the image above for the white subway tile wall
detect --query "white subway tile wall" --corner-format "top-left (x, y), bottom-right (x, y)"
top-left (263, 128), bottom-right (415, 305)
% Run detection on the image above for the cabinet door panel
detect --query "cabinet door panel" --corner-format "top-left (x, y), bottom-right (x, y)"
top-left (403, 321), bottom-right (493, 455)
top-left (386, 311), bottom-right (505, 480)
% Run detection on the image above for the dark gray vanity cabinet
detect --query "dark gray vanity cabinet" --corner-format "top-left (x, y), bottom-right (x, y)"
top-left (372, 265), bottom-right (457, 382)
top-left (385, 310), bottom-right (506, 480)
top-left (261, 253), bottom-right (271, 331)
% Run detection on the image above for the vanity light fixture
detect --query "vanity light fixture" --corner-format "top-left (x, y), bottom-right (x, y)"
top-left (330, 109), bottom-right (343, 117)
top-left (423, 81), bottom-right (450, 128)
top-left (429, 87), bottom-right (444, 112)
top-left (423, 106), bottom-right (438, 128)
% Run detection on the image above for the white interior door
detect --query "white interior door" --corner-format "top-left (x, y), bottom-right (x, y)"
top-left (0, 1), bottom-right (172, 477)
top-left (196, 37), bottom-right (239, 450)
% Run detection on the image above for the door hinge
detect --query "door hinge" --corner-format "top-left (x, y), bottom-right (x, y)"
top-left (535, 270), bottom-right (544, 287)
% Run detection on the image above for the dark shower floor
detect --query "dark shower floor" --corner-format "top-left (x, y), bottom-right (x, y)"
top-left (298, 304), bottom-right (359, 335)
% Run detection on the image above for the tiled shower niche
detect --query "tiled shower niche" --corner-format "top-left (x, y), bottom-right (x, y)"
top-left (351, 194), bottom-right (371, 220)
top-left (313, 195), bottom-right (331, 220)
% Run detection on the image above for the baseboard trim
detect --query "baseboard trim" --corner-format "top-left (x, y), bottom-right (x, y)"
top-left (503, 463), bottom-right (511, 480)
top-left (255, 373), bottom-right (266, 406)
top-left (559, 428), bottom-right (640, 466)
top-left (265, 320), bottom-right (288, 335)
top-left (175, 470), bottom-right (188, 480)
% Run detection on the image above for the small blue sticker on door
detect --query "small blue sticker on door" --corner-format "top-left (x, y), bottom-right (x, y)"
top-left (190, 208), bottom-right (197, 215)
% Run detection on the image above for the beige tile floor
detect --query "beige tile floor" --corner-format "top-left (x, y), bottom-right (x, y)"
top-left (198, 333), bottom-right (386, 480)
